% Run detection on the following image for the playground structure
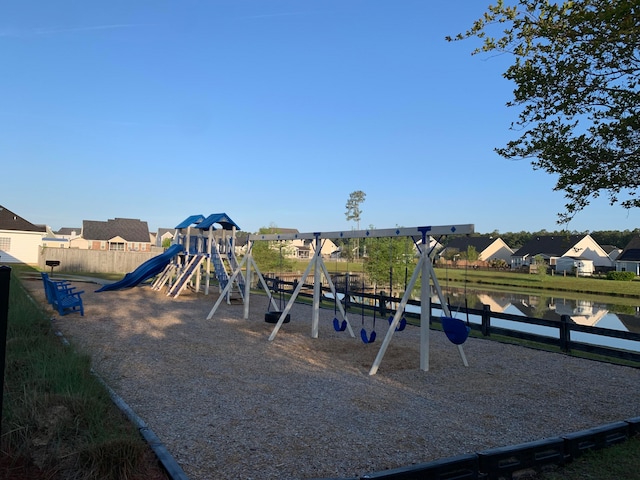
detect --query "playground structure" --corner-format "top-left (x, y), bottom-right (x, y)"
top-left (151, 213), bottom-right (245, 299)
top-left (206, 224), bottom-right (475, 375)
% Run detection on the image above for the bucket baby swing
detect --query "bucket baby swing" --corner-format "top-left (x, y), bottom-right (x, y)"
top-left (265, 243), bottom-right (291, 324)
top-left (440, 257), bottom-right (471, 345)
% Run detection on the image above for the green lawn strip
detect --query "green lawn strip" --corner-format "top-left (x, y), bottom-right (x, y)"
top-left (2, 272), bottom-right (154, 479)
top-left (539, 436), bottom-right (640, 480)
top-left (435, 268), bottom-right (640, 299)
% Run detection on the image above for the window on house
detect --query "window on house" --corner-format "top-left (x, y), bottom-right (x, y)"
top-left (0, 237), bottom-right (10, 251)
top-left (110, 242), bottom-right (125, 251)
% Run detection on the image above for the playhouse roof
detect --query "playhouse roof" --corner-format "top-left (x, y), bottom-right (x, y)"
top-left (175, 215), bottom-right (206, 229)
top-left (175, 213), bottom-right (240, 231)
top-left (197, 213), bottom-right (240, 231)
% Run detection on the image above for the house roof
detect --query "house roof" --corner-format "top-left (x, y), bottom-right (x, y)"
top-left (234, 231), bottom-right (250, 246)
top-left (157, 228), bottom-right (176, 237)
top-left (442, 236), bottom-right (498, 253)
top-left (600, 244), bottom-right (621, 254)
top-left (82, 218), bottom-right (151, 242)
top-left (0, 205), bottom-right (46, 233)
top-left (55, 227), bottom-right (81, 236)
top-left (617, 236), bottom-right (640, 262)
top-left (512, 235), bottom-right (585, 257)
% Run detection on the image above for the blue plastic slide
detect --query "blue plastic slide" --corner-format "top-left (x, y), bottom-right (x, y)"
top-left (96, 244), bottom-right (184, 292)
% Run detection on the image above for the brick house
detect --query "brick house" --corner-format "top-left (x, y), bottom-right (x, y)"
top-left (77, 218), bottom-right (153, 252)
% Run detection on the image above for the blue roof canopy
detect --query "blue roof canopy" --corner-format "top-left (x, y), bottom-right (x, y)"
top-left (197, 213), bottom-right (240, 231)
top-left (175, 215), bottom-right (205, 229)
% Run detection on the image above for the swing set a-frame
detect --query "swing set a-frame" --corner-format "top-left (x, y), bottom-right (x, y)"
top-left (206, 224), bottom-right (474, 375)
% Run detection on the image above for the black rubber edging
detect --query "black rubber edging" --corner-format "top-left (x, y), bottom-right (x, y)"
top-left (50, 322), bottom-right (190, 480)
top-left (93, 373), bottom-right (190, 480)
top-left (21, 277), bottom-right (187, 480)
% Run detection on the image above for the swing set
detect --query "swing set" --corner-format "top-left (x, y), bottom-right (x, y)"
top-left (206, 224), bottom-right (475, 375)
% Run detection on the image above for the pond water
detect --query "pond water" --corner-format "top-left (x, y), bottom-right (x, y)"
top-left (406, 286), bottom-right (640, 353)
top-left (328, 285), bottom-right (640, 352)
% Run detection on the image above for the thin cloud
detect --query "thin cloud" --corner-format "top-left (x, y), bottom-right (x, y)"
top-left (243, 11), bottom-right (318, 19)
top-left (0, 111), bottom-right (173, 130)
top-left (0, 23), bottom-right (153, 38)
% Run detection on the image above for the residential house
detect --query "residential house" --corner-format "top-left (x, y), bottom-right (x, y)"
top-left (439, 236), bottom-right (513, 264)
top-left (261, 228), bottom-right (338, 259)
top-left (42, 226), bottom-right (82, 249)
top-left (601, 244), bottom-right (623, 262)
top-left (615, 236), bottom-right (640, 275)
top-left (156, 228), bottom-right (176, 247)
top-left (42, 237), bottom-right (69, 248)
top-left (234, 231), bottom-right (250, 255)
top-left (79, 218), bottom-right (153, 252)
top-left (55, 227), bottom-right (81, 241)
top-left (414, 236), bottom-right (444, 257)
top-left (510, 234), bottom-right (612, 272)
top-left (555, 256), bottom-right (594, 276)
top-left (0, 205), bottom-right (47, 263)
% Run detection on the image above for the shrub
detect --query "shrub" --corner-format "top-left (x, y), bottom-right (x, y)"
top-left (606, 271), bottom-right (636, 281)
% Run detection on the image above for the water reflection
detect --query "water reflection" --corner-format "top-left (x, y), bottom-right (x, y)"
top-left (434, 286), bottom-right (640, 335)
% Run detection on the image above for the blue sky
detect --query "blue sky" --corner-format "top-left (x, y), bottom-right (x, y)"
top-left (2, 1), bottom-right (637, 235)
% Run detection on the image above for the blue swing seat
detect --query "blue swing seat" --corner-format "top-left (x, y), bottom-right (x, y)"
top-left (333, 318), bottom-right (347, 332)
top-left (388, 315), bottom-right (407, 331)
top-left (441, 316), bottom-right (470, 345)
top-left (360, 327), bottom-right (376, 344)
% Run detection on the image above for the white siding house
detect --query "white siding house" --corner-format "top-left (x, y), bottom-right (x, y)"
top-left (0, 206), bottom-right (47, 264)
top-left (555, 256), bottom-right (595, 276)
top-left (615, 237), bottom-right (640, 275)
top-left (511, 234), bottom-right (612, 271)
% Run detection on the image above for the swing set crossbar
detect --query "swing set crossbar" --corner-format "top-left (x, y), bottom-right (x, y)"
top-left (249, 224), bottom-right (474, 242)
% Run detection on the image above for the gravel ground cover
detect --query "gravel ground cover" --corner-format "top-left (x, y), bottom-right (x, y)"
top-left (24, 280), bottom-right (640, 480)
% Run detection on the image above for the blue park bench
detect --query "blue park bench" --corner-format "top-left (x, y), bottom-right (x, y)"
top-left (41, 272), bottom-right (85, 316)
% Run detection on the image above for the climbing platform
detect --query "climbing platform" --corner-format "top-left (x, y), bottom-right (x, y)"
top-left (168, 255), bottom-right (205, 298)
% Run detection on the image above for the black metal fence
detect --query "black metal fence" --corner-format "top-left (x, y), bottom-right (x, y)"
top-left (265, 276), bottom-right (640, 365)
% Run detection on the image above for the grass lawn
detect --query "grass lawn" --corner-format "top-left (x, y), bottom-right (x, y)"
top-left (0, 267), bottom-right (167, 480)
top-left (435, 267), bottom-right (640, 298)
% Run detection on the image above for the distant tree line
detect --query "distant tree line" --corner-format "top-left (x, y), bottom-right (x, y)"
top-left (467, 229), bottom-right (640, 251)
